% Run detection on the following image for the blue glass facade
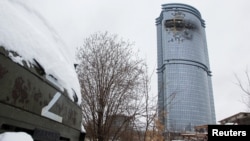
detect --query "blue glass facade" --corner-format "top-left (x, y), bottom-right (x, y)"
top-left (156, 3), bottom-right (216, 132)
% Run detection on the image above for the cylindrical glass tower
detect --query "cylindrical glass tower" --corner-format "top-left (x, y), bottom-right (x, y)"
top-left (156, 3), bottom-right (216, 132)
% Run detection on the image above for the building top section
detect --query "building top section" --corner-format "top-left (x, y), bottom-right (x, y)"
top-left (156, 3), bottom-right (205, 27)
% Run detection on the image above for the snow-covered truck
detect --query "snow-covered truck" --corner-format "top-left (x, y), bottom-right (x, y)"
top-left (0, 47), bottom-right (85, 141)
top-left (0, 1), bottom-right (85, 141)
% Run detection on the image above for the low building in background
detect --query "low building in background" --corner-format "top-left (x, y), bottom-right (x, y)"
top-left (219, 112), bottom-right (250, 125)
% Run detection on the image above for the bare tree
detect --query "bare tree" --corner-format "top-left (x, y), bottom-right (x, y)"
top-left (76, 32), bottom-right (146, 141)
top-left (131, 64), bottom-right (177, 141)
top-left (235, 69), bottom-right (250, 111)
top-left (123, 64), bottom-right (156, 141)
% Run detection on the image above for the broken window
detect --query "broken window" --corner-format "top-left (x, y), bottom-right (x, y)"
top-left (164, 19), bottom-right (194, 31)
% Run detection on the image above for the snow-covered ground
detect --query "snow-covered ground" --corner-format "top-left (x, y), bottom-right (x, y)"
top-left (0, 0), bottom-right (81, 104)
top-left (0, 132), bottom-right (33, 141)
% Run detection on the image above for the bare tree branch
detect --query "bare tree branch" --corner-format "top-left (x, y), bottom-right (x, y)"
top-left (77, 32), bottom-right (148, 141)
top-left (234, 68), bottom-right (250, 111)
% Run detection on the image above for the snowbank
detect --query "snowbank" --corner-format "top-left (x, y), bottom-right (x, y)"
top-left (0, 0), bottom-right (81, 104)
top-left (0, 132), bottom-right (33, 141)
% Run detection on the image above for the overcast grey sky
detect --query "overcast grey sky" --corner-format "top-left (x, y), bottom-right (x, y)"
top-left (22, 0), bottom-right (250, 122)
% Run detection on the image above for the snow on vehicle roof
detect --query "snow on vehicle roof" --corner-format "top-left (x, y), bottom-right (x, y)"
top-left (0, 0), bottom-right (81, 105)
top-left (0, 132), bottom-right (33, 141)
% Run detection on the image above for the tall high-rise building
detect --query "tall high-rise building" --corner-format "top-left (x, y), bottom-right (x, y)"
top-left (156, 3), bottom-right (216, 132)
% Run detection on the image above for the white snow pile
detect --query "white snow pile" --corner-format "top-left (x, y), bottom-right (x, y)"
top-left (0, 132), bottom-right (33, 141)
top-left (0, 0), bottom-right (81, 104)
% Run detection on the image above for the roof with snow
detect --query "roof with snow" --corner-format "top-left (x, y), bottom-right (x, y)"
top-left (0, 0), bottom-right (81, 105)
top-left (0, 132), bottom-right (33, 141)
